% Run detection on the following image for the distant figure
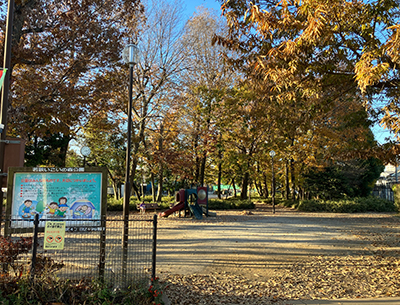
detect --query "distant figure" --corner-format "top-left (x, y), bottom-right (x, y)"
top-left (139, 202), bottom-right (146, 214)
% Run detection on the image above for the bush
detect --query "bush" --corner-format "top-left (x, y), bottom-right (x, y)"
top-left (0, 277), bottom-right (154, 305)
top-left (392, 184), bottom-right (400, 213)
top-left (107, 195), bottom-right (174, 211)
top-left (286, 197), bottom-right (396, 213)
top-left (208, 198), bottom-right (254, 210)
top-left (107, 196), bottom-right (136, 211)
top-left (0, 231), bottom-right (158, 305)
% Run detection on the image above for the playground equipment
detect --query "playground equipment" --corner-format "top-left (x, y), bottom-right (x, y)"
top-left (159, 187), bottom-right (208, 219)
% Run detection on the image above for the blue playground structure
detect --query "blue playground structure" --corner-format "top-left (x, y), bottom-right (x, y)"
top-left (159, 187), bottom-right (208, 219)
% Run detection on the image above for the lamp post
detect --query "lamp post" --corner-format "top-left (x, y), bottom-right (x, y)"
top-left (269, 150), bottom-right (276, 214)
top-left (121, 43), bottom-right (139, 278)
top-left (80, 146), bottom-right (91, 167)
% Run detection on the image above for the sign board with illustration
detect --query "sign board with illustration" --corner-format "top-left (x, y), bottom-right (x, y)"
top-left (5, 167), bottom-right (107, 232)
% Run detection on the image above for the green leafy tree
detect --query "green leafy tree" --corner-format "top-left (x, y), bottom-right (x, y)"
top-left (304, 158), bottom-right (384, 200)
top-left (83, 116), bottom-right (126, 199)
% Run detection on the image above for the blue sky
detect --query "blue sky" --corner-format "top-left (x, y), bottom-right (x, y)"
top-left (184, 0), bottom-right (221, 17)
top-left (372, 124), bottom-right (394, 144)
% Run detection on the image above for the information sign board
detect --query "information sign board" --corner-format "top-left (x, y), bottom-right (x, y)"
top-left (6, 167), bottom-right (107, 230)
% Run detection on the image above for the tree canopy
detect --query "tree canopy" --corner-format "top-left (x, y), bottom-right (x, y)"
top-left (2, 0), bottom-right (396, 200)
top-left (2, 0), bottom-right (144, 166)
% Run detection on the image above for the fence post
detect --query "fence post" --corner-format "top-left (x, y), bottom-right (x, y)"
top-left (99, 214), bottom-right (106, 281)
top-left (152, 214), bottom-right (157, 280)
top-left (30, 213), bottom-right (39, 282)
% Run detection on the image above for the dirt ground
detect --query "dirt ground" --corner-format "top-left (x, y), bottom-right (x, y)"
top-left (154, 205), bottom-right (400, 304)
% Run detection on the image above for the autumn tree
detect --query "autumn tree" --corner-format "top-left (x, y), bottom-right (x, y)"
top-left (215, 83), bottom-right (274, 199)
top-left (213, 0), bottom-right (389, 197)
top-left (217, 0), bottom-right (400, 139)
top-left (92, 0), bottom-right (188, 200)
top-left (178, 6), bottom-right (236, 189)
top-left (1, 0), bottom-right (144, 166)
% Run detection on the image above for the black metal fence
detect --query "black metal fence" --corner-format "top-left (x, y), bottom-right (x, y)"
top-left (0, 213), bottom-right (157, 289)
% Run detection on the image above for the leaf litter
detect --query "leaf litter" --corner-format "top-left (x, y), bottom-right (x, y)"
top-left (159, 211), bottom-right (400, 304)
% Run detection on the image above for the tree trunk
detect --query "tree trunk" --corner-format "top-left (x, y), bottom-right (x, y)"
top-left (112, 182), bottom-right (119, 200)
top-left (255, 162), bottom-right (262, 197)
top-left (156, 123), bottom-right (164, 202)
top-left (299, 187), bottom-right (304, 200)
top-left (129, 109), bottom-right (147, 197)
top-left (199, 153), bottom-right (206, 186)
top-left (232, 178), bottom-right (237, 197)
top-left (241, 172), bottom-right (250, 199)
top-left (290, 158), bottom-right (296, 200)
top-left (193, 128), bottom-right (200, 185)
top-left (263, 173), bottom-right (269, 199)
top-left (156, 168), bottom-right (164, 202)
top-left (217, 161), bottom-right (222, 199)
top-left (285, 160), bottom-right (290, 200)
top-left (249, 180), bottom-right (252, 199)
top-left (132, 182), bottom-right (141, 200)
top-left (151, 172), bottom-right (156, 202)
top-left (255, 181), bottom-right (262, 197)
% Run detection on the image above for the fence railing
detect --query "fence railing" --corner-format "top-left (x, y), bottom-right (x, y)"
top-left (0, 213), bottom-right (157, 289)
top-left (372, 184), bottom-right (394, 202)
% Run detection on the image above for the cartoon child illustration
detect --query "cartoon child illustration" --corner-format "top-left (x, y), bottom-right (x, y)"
top-left (59, 197), bottom-right (67, 206)
top-left (46, 202), bottom-right (58, 216)
top-left (21, 199), bottom-right (34, 218)
top-left (70, 199), bottom-right (95, 219)
top-left (55, 203), bottom-right (69, 217)
top-left (74, 204), bottom-right (92, 218)
top-left (55, 197), bottom-right (69, 217)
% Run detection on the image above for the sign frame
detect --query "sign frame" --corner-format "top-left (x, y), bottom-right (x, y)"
top-left (5, 167), bottom-right (107, 236)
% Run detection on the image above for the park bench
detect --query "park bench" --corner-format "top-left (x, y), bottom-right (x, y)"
top-left (137, 203), bottom-right (159, 213)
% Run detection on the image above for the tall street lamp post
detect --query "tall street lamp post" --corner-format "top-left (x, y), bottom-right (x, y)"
top-left (269, 150), bottom-right (276, 214)
top-left (122, 43), bottom-right (139, 278)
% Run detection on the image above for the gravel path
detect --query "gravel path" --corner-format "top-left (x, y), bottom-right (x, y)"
top-left (155, 206), bottom-right (400, 304)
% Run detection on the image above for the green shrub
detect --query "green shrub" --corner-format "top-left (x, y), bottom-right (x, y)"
top-left (107, 195), bottom-right (174, 211)
top-left (107, 197), bottom-right (137, 211)
top-left (291, 197), bottom-right (396, 213)
top-left (0, 277), bottom-right (153, 305)
top-left (392, 184), bottom-right (400, 213)
top-left (159, 196), bottom-right (175, 208)
top-left (0, 238), bottom-right (155, 305)
top-left (208, 198), bottom-right (254, 210)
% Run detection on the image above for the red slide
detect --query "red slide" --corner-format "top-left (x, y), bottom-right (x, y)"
top-left (159, 202), bottom-right (185, 218)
